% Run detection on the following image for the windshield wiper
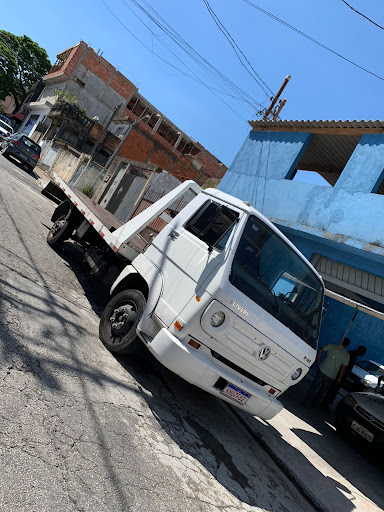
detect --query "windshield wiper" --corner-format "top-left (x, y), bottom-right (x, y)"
top-left (238, 265), bottom-right (280, 315)
top-left (279, 296), bottom-right (309, 337)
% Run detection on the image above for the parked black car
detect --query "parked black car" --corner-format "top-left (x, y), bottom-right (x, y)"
top-left (0, 133), bottom-right (41, 171)
top-left (335, 392), bottom-right (384, 452)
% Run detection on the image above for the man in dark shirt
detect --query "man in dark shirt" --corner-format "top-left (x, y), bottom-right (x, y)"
top-left (322, 344), bottom-right (367, 408)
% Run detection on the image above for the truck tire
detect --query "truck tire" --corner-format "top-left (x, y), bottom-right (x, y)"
top-left (47, 215), bottom-right (74, 248)
top-left (99, 289), bottom-right (146, 355)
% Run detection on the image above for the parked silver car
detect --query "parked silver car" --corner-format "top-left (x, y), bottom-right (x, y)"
top-left (343, 360), bottom-right (384, 392)
top-left (335, 391), bottom-right (384, 452)
top-left (1, 133), bottom-right (41, 171)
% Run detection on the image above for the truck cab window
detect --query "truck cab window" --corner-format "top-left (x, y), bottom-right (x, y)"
top-left (185, 201), bottom-right (238, 249)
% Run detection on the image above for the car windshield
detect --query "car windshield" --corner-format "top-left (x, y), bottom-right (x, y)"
top-left (20, 136), bottom-right (41, 154)
top-left (0, 120), bottom-right (12, 134)
top-left (229, 216), bottom-right (324, 349)
top-left (356, 361), bottom-right (384, 377)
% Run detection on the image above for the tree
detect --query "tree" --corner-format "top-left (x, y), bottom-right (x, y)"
top-left (0, 31), bottom-right (51, 112)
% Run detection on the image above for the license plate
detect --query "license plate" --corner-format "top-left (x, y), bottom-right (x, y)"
top-left (221, 383), bottom-right (251, 405)
top-left (351, 420), bottom-right (374, 442)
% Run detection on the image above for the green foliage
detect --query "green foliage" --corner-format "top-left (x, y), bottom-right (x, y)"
top-left (53, 88), bottom-right (87, 116)
top-left (202, 178), bottom-right (220, 190)
top-left (0, 103), bottom-right (6, 114)
top-left (81, 186), bottom-right (94, 198)
top-left (0, 31), bottom-right (51, 111)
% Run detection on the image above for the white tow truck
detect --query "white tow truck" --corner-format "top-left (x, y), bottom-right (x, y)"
top-left (47, 174), bottom-right (324, 419)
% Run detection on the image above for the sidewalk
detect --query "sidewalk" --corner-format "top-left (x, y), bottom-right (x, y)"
top-left (32, 166), bottom-right (50, 188)
top-left (234, 377), bottom-right (383, 512)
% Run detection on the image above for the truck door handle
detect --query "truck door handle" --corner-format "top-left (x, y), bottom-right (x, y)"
top-left (168, 230), bottom-right (179, 240)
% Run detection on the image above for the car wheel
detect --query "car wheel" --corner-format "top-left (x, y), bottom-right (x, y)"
top-left (47, 215), bottom-right (74, 248)
top-left (99, 289), bottom-right (146, 355)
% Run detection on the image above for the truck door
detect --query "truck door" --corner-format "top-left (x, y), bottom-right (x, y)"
top-left (150, 199), bottom-right (239, 327)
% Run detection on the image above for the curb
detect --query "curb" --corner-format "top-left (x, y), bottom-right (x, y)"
top-left (225, 404), bottom-right (325, 512)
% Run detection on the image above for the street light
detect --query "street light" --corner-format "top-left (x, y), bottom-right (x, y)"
top-left (103, 112), bottom-right (150, 171)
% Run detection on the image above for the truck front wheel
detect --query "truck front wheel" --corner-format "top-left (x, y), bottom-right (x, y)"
top-left (99, 289), bottom-right (146, 355)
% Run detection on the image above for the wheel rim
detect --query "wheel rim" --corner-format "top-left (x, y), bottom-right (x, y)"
top-left (49, 219), bottom-right (66, 239)
top-left (108, 300), bottom-right (137, 345)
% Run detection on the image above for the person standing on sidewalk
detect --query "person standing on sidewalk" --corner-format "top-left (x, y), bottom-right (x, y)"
top-left (303, 338), bottom-right (351, 407)
top-left (321, 344), bottom-right (367, 408)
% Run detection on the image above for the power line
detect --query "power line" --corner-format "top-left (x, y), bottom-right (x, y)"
top-left (341, 0), bottom-right (384, 31)
top-left (119, 0), bottom-right (256, 115)
top-left (121, 0), bottom-right (266, 111)
top-left (99, 0), bottom-right (250, 121)
top-left (202, 0), bottom-right (274, 97)
top-left (240, 0), bottom-right (384, 82)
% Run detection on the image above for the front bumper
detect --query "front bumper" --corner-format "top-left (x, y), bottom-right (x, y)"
top-left (146, 327), bottom-right (283, 420)
top-left (336, 400), bottom-right (384, 449)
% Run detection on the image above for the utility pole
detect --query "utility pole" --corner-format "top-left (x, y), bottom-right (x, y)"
top-left (262, 75), bottom-right (291, 121)
top-left (103, 112), bottom-right (150, 172)
top-left (89, 103), bottom-right (122, 159)
top-left (72, 103), bottom-right (123, 186)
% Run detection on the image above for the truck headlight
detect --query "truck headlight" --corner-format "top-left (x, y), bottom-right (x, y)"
top-left (362, 378), bottom-right (372, 387)
top-left (210, 311), bottom-right (225, 327)
top-left (291, 368), bottom-right (302, 380)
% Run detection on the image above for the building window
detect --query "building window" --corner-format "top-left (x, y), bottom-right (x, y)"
top-left (285, 134), bottom-right (360, 187)
top-left (114, 125), bottom-right (127, 137)
top-left (73, 77), bottom-right (85, 88)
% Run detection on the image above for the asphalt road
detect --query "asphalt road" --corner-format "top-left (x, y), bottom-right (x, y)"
top-left (0, 155), bottom-right (315, 512)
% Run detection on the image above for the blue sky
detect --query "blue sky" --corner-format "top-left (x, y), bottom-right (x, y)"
top-left (2, 0), bottom-right (383, 180)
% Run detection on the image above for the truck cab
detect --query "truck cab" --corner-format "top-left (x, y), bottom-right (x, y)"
top-left (104, 187), bottom-right (324, 419)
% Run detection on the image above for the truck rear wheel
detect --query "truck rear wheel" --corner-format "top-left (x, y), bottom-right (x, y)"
top-left (99, 289), bottom-right (146, 355)
top-left (47, 215), bottom-right (74, 248)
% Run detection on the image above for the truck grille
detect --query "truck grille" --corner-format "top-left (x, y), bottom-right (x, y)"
top-left (355, 405), bottom-right (384, 432)
top-left (211, 350), bottom-right (270, 388)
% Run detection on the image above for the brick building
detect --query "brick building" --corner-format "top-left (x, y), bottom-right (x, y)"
top-left (21, 42), bottom-right (227, 213)
top-left (111, 91), bottom-right (226, 185)
top-left (19, 41), bottom-right (137, 138)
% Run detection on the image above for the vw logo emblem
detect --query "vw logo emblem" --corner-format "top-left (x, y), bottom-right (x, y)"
top-left (257, 345), bottom-right (271, 361)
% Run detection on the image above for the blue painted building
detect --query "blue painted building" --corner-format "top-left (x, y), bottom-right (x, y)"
top-left (219, 119), bottom-right (384, 362)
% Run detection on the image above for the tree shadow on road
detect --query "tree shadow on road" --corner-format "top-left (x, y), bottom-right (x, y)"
top-left (113, 349), bottom-right (356, 512)
top-left (279, 380), bottom-right (384, 510)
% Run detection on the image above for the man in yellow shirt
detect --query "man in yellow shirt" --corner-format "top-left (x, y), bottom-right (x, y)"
top-left (304, 338), bottom-right (351, 407)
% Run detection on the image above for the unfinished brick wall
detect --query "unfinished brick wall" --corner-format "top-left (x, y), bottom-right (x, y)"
top-left (119, 129), bottom-right (155, 161)
top-left (117, 125), bottom-right (217, 185)
top-left (199, 152), bottom-right (226, 179)
top-left (46, 46), bottom-right (84, 80)
top-left (45, 42), bottom-right (136, 101)
top-left (149, 149), bottom-right (174, 170)
top-left (110, 74), bottom-right (134, 99)
top-left (82, 52), bottom-right (113, 84)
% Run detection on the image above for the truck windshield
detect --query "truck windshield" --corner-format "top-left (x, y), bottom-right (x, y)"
top-left (229, 216), bottom-right (324, 349)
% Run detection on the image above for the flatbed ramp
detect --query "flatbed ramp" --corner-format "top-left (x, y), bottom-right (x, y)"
top-left (51, 174), bottom-right (201, 260)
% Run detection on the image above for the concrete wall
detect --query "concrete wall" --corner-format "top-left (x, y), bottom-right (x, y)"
top-left (72, 161), bottom-right (105, 195)
top-left (64, 64), bottom-right (129, 125)
top-left (38, 144), bottom-right (81, 182)
top-left (319, 296), bottom-right (384, 363)
top-left (219, 131), bottom-right (384, 249)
